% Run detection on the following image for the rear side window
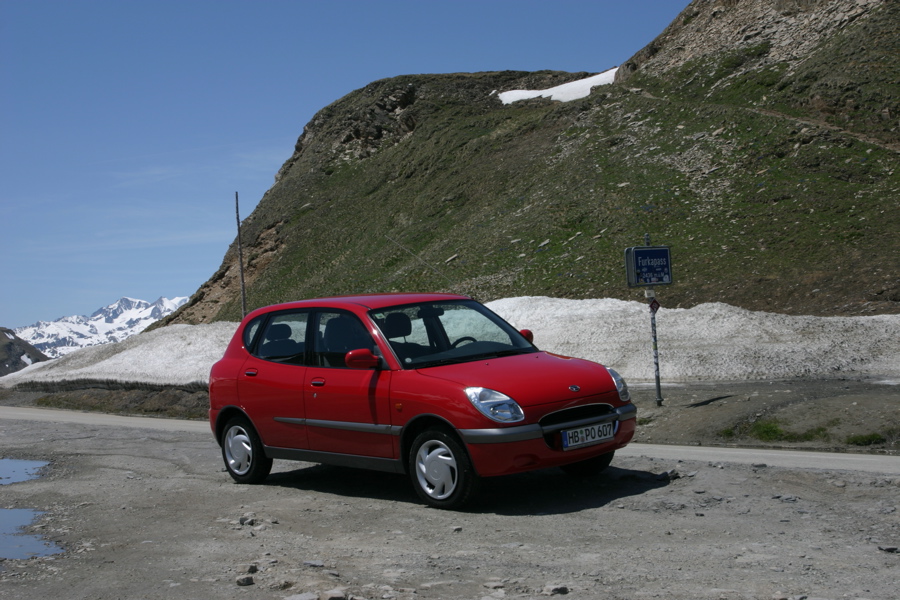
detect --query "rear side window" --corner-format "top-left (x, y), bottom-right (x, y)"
top-left (243, 316), bottom-right (265, 349)
top-left (255, 312), bottom-right (309, 364)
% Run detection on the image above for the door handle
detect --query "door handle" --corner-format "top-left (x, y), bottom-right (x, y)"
top-left (310, 378), bottom-right (326, 387)
top-left (244, 369), bottom-right (258, 377)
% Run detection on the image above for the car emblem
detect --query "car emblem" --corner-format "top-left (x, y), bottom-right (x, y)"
top-left (569, 385), bottom-right (580, 392)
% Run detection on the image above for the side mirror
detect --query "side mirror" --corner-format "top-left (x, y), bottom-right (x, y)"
top-left (519, 329), bottom-right (534, 344)
top-left (345, 348), bottom-right (381, 369)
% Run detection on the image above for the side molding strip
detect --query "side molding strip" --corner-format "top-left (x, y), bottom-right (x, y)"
top-left (274, 417), bottom-right (402, 436)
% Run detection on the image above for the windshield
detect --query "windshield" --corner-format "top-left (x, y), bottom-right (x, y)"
top-left (370, 300), bottom-right (537, 368)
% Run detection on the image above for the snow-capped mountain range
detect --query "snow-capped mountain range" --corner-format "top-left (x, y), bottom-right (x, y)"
top-left (14, 297), bottom-right (188, 359)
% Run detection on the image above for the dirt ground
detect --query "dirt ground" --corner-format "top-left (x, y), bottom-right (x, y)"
top-left (1, 379), bottom-right (899, 600)
top-left (630, 378), bottom-right (900, 454)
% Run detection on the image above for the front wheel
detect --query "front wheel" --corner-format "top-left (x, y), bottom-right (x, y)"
top-left (409, 430), bottom-right (479, 509)
top-left (560, 450), bottom-right (615, 477)
top-left (221, 416), bottom-right (273, 484)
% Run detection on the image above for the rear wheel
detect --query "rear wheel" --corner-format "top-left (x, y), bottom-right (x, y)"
top-left (560, 450), bottom-right (615, 477)
top-left (409, 429), bottom-right (479, 509)
top-left (222, 416), bottom-right (272, 484)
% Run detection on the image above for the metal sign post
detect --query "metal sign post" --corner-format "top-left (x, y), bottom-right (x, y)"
top-left (624, 234), bottom-right (672, 407)
top-left (646, 287), bottom-right (664, 406)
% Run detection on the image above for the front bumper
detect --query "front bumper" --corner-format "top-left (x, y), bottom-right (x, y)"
top-left (459, 403), bottom-right (637, 477)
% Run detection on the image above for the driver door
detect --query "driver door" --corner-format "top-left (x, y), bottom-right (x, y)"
top-left (303, 311), bottom-right (394, 458)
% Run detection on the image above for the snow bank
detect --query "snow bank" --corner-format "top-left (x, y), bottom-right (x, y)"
top-left (497, 68), bottom-right (617, 104)
top-left (1, 322), bottom-right (237, 388)
top-left (2, 298), bottom-right (898, 389)
top-left (489, 297), bottom-right (900, 382)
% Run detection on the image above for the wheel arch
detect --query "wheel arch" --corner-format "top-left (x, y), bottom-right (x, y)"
top-left (214, 405), bottom-right (252, 445)
top-left (399, 414), bottom-right (472, 475)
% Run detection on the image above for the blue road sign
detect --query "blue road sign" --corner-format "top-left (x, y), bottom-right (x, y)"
top-left (625, 246), bottom-right (673, 287)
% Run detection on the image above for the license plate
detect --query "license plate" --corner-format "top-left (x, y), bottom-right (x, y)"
top-left (561, 421), bottom-right (615, 450)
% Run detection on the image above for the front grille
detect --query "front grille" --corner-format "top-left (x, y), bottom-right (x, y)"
top-left (539, 403), bottom-right (615, 450)
top-left (540, 403), bottom-right (614, 427)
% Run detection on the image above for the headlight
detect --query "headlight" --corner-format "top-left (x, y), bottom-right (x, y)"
top-left (465, 387), bottom-right (525, 423)
top-left (606, 368), bottom-right (631, 403)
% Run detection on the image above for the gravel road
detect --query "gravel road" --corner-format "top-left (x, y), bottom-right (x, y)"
top-left (2, 399), bottom-right (899, 600)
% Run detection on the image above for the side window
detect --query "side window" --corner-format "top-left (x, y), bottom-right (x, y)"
top-left (313, 312), bottom-right (375, 368)
top-left (255, 312), bottom-right (309, 364)
top-left (373, 307), bottom-right (430, 345)
top-left (372, 307), bottom-right (432, 366)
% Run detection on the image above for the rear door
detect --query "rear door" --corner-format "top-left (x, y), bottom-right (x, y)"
top-left (236, 310), bottom-right (310, 450)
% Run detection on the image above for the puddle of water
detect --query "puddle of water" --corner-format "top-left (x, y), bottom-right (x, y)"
top-left (0, 458), bottom-right (63, 560)
top-left (0, 508), bottom-right (61, 560)
top-left (0, 458), bottom-right (48, 485)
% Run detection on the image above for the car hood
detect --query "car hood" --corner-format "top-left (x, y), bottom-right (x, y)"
top-left (416, 351), bottom-right (617, 407)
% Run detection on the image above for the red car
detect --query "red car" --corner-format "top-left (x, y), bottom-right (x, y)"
top-left (209, 293), bottom-right (636, 509)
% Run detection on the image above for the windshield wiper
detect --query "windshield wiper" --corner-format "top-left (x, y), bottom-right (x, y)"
top-left (415, 356), bottom-right (474, 368)
top-left (465, 348), bottom-right (535, 361)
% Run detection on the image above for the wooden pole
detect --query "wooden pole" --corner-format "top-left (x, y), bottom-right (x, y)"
top-left (235, 192), bottom-right (247, 318)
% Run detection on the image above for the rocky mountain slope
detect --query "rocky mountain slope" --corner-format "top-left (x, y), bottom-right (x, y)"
top-left (15, 297), bottom-right (187, 360)
top-left (0, 328), bottom-right (49, 377)
top-left (159, 0), bottom-right (898, 328)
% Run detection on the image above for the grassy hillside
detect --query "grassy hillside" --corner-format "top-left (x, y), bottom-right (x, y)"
top-left (160, 0), bottom-right (898, 327)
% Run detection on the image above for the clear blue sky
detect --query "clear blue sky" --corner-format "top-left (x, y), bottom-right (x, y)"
top-left (1, 0), bottom-right (689, 328)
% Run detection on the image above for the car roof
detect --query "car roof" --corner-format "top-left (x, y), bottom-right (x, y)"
top-left (247, 293), bottom-right (472, 317)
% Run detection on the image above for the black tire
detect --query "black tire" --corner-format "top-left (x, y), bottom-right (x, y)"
top-left (221, 416), bottom-right (273, 484)
top-left (560, 450), bottom-right (615, 477)
top-left (409, 429), bottom-right (479, 509)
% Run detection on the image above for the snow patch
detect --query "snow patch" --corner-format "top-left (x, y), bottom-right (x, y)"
top-left (498, 68), bottom-right (617, 104)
